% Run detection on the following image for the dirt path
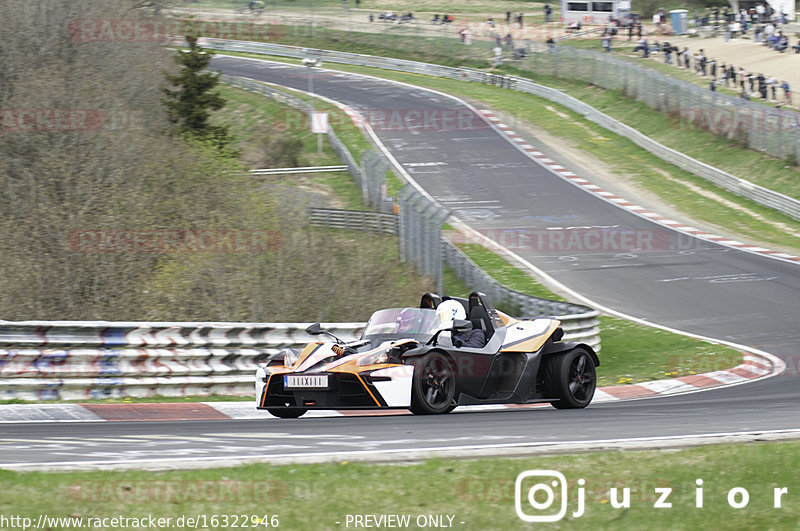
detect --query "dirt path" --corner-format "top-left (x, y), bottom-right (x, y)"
top-left (647, 32), bottom-right (800, 101)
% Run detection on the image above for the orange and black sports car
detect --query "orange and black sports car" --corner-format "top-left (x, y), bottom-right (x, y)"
top-left (256, 292), bottom-right (599, 417)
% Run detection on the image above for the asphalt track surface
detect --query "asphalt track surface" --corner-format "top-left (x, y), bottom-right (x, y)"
top-left (3, 56), bottom-right (799, 470)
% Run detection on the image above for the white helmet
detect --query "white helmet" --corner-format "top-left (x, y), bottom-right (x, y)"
top-left (436, 299), bottom-right (467, 325)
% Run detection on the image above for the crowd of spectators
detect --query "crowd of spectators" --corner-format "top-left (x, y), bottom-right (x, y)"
top-left (594, 4), bottom-right (795, 105)
top-left (624, 39), bottom-right (792, 105)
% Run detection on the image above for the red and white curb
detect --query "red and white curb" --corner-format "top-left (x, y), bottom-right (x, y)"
top-left (479, 110), bottom-right (800, 264)
top-left (0, 352), bottom-right (779, 422)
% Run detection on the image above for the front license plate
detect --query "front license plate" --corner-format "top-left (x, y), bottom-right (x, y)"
top-left (284, 374), bottom-right (329, 389)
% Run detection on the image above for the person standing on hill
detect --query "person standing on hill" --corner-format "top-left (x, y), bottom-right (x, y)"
top-left (781, 80), bottom-right (791, 104)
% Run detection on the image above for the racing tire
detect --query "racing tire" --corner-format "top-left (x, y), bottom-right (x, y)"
top-left (409, 351), bottom-right (457, 415)
top-left (267, 408), bottom-right (307, 419)
top-left (546, 347), bottom-right (596, 409)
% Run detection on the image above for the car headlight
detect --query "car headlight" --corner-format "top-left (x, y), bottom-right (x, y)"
top-left (357, 349), bottom-right (389, 366)
top-left (282, 349), bottom-right (299, 368)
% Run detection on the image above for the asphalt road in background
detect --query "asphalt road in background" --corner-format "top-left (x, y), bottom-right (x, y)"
top-left (1, 56), bottom-right (798, 470)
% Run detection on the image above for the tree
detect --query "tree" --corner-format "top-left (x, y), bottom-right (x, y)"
top-left (162, 34), bottom-right (231, 148)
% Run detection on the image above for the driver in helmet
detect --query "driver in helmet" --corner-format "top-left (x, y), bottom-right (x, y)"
top-left (436, 300), bottom-right (486, 348)
top-left (396, 308), bottom-right (422, 334)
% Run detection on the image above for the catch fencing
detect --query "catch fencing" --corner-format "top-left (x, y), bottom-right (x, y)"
top-left (304, 204), bottom-right (601, 349)
top-left (207, 39), bottom-right (800, 221)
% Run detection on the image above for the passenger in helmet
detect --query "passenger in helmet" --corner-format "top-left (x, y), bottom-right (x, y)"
top-left (436, 299), bottom-right (486, 348)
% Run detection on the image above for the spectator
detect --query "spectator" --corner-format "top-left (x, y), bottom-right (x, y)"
top-left (776, 34), bottom-right (789, 52)
top-left (739, 68), bottom-right (747, 91)
top-left (710, 79), bottom-right (716, 92)
top-left (504, 32), bottom-right (514, 49)
top-left (767, 76), bottom-right (777, 100)
top-left (505, 11), bottom-right (511, 25)
top-left (709, 58), bottom-right (716, 79)
top-left (546, 37), bottom-right (556, 53)
top-left (757, 73), bottom-right (766, 98)
top-left (544, 4), bottom-right (553, 23)
top-left (663, 41), bottom-right (673, 64)
top-left (720, 63), bottom-right (728, 85)
top-left (781, 80), bottom-right (791, 104)
top-left (602, 33), bottom-right (612, 52)
top-left (431, 14), bottom-right (439, 24)
top-left (493, 45), bottom-right (503, 65)
top-left (459, 26), bottom-right (472, 45)
top-left (633, 36), bottom-right (647, 53)
top-left (682, 47), bottom-right (690, 69)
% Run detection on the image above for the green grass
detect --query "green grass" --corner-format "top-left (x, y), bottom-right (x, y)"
top-left (499, 62), bottom-right (800, 200)
top-left (5, 440), bottom-right (800, 529)
top-left (214, 83), bottom-right (372, 210)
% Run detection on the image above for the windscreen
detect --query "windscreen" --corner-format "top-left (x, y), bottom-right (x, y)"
top-left (361, 308), bottom-right (440, 338)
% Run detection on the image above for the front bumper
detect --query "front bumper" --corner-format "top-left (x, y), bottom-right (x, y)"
top-left (256, 365), bottom-right (413, 409)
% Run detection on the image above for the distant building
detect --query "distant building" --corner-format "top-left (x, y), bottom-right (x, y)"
top-left (560, 0), bottom-right (630, 25)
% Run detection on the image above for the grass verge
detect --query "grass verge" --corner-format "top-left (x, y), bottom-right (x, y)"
top-left (5, 440), bottom-right (800, 529)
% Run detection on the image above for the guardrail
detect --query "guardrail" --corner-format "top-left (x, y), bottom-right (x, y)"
top-left (0, 309), bottom-right (598, 401)
top-left (308, 207), bottom-right (398, 234)
top-left (251, 165), bottom-right (348, 175)
top-left (0, 322), bottom-right (364, 401)
top-left (205, 39), bottom-right (800, 221)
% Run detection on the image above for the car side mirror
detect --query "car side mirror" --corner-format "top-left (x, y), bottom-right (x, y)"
top-left (452, 319), bottom-right (473, 332)
top-left (306, 323), bottom-right (323, 335)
